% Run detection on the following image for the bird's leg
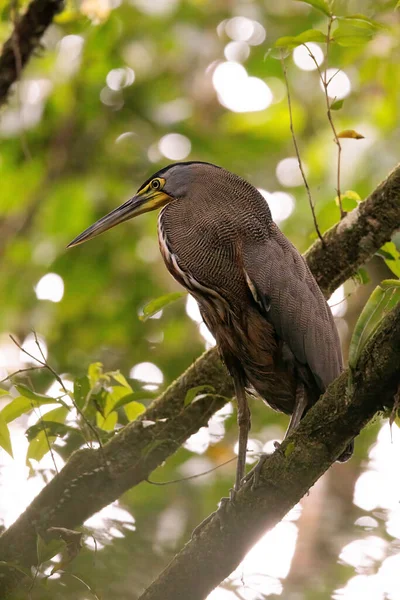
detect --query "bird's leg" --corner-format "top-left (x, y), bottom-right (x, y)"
top-left (285, 381), bottom-right (307, 438)
top-left (244, 384), bottom-right (308, 491)
top-left (233, 374), bottom-right (251, 491)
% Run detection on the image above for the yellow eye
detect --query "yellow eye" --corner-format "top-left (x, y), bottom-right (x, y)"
top-left (151, 179), bottom-right (161, 190)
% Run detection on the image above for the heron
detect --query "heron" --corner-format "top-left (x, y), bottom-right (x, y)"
top-left (68, 161), bottom-right (353, 491)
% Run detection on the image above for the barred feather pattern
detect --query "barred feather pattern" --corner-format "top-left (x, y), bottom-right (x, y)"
top-left (158, 163), bottom-right (342, 419)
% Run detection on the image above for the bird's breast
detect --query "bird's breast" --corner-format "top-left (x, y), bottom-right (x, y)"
top-left (157, 211), bottom-right (231, 322)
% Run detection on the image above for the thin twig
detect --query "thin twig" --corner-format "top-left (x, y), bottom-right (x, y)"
top-left (325, 16), bottom-right (345, 219)
top-left (0, 366), bottom-right (45, 384)
top-left (32, 403), bottom-right (59, 474)
top-left (31, 332), bottom-right (103, 450)
top-left (280, 53), bottom-right (324, 244)
top-left (9, 333), bottom-right (103, 452)
top-left (146, 456), bottom-right (237, 486)
top-left (304, 18), bottom-right (346, 220)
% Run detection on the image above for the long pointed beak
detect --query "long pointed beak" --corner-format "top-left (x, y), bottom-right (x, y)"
top-left (67, 191), bottom-right (171, 248)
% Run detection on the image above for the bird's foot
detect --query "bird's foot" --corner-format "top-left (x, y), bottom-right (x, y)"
top-left (191, 490), bottom-right (235, 539)
top-left (241, 453), bottom-right (270, 490)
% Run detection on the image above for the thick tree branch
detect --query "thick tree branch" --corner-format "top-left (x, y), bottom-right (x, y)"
top-left (0, 0), bottom-right (64, 107)
top-left (0, 164), bottom-right (399, 596)
top-left (305, 162), bottom-right (400, 296)
top-left (139, 302), bottom-right (400, 600)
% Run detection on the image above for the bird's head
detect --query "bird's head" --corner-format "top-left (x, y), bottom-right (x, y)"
top-left (67, 161), bottom-right (221, 248)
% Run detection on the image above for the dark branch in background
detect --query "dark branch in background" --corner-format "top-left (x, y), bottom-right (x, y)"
top-left (138, 302), bottom-right (400, 600)
top-left (0, 164), bottom-right (399, 597)
top-left (0, 0), bottom-right (64, 107)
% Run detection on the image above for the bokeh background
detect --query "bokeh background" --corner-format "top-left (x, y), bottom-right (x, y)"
top-left (1, 0), bottom-right (400, 598)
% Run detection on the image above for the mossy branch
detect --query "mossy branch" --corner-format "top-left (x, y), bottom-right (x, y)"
top-left (0, 164), bottom-right (399, 597)
top-left (138, 302), bottom-right (400, 600)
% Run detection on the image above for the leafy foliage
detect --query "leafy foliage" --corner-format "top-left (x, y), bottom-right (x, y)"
top-left (349, 280), bottom-right (400, 369)
top-left (1, 0), bottom-right (400, 597)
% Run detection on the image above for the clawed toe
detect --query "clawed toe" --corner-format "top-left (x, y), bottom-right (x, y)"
top-left (191, 491), bottom-right (235, 538)
top-left (242, 453), bottom-right (270, 490)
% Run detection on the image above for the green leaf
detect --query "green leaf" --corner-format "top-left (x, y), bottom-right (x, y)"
top-left (112, 390), bottom-right (156, 412)
top-left (25, 421), bottom-right (75, 442)
top-left (26, 406), bottom-right (69, 467)
top-left (333, 19), bottom-right (379, 47)
top-left (37, 535), bottom-right (65, 565)
top-left (96, 410), bottom-right (118, 431)
top-left (274, 30), bottom-right (327, 48)
top-left (355, 268), bottom-right (370, 285)
top-left (0, 561), bottom-right (33, 579)
top-left (110, 371), bottom-right (132, 389)
top-left (139, 292), bottom-right (187, 321)
top-left (330, 99), bottom-right (344, 110)
top-left (124, 401), bottom-right (146, 422)
top-left (376, 241), bottom-right (400, 278)
top-left (103, 385), bottom-right (131, 416)
top-left (349, 280), bottom-right (400, 369)
top-left (184, 385), bottom-right (216, 406)
top-left (0, 412), bottom-right (13, 457)
top-left (293, 0), bottom-right (331, 16)
top-left (1, 396), bottom-right (57, 424)
top-left (335, 190), bottom-right (360, 212)
top-left (73, 376), bottom-right (90, 409)
top-left (14, 384), bottom-right (53, 403)
top-left (88, 362), bottom-right (104, 386)
top-left (337, 15), bottom-right (385, 31)
top-left (0, 388), bottom-right (10, 396)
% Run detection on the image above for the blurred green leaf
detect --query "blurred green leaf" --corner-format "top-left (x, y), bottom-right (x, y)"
top-left (26, 407), bottom-right (69, 467)
top-left (274, 30), bottom-right (327, 48)
top-left (37, 535), bottom-right (66, 565)
top-left (293, 0), bottom-right (331, 16)
top-left (330, 99), bottom-right (344, 110)
top-left (1, 396), bottom-right (57, 424)
top-left (140, 292), bottom-right (187, 322)
top-left (96, 410), bottom-right (118, 431)
top-left (349, 280), bottom-right (400, 369)
top-left (88, 363), bottom-right (104, 387)
top-left (14, 384), bottom-right (54, 402)
top-left (185, 385), bottom-right (216, 406)
top-left (355, 268), bottom-right (370, 285)
top-left (333, 19), bottom-right (379, 46)
top-left (0, 561), bottom-right (32, 579)
top-left (105, 385), bottom-right (132, 415)
top-left (110, 371), bottom-right (132, 389)
top-left (26, 420), bottom-right (75, 442)
top-left (376, 241), bottom-right (400, 278)
top-left (112, 390), bottom-right (156, 412)
top-left (337, 14), bottom-right (385, 30)
top-left (124, 401), bottom-right (146, 421)
top-left (0, 388), bottom-right (10, 396)
top-left (74, 376), bottom-right (90, 409)
top-left (335, 190), bottom-right (361, 212)
top-left (0, 412), bottom-right (13, 457)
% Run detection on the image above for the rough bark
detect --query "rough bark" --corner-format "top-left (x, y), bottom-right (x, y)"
top-left (0, 0), bottom-right (64, 106)
top-left (305, 162), bottom-right (400, 296)
top-left (0, 164), bottom-right (399, 597)
top-left (138, 302), bottom-right (400, 600)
